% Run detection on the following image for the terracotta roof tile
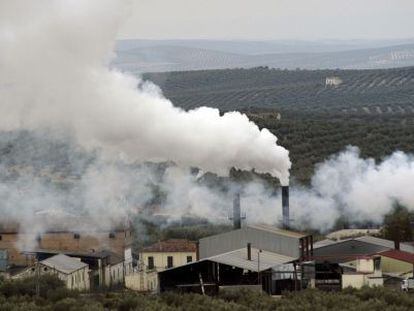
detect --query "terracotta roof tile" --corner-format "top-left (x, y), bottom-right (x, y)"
top-left (142, 239), bottom-right (196, 253)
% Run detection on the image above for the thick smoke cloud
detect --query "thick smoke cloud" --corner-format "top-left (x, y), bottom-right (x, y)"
top-left (1, 0), bottom-right (412, 250)
top-left (290, 147), bottom-right (414, 231)
top-left (0, 0), bottom-right (290, 185)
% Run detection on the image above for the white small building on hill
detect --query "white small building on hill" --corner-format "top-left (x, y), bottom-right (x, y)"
top-left (325, 76), bottom-right (343, 87)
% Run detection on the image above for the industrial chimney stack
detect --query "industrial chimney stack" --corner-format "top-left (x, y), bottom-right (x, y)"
top-left (233, 192), bottom-right (241, 229)
top-left (282, 186), bottom-right (290, 229)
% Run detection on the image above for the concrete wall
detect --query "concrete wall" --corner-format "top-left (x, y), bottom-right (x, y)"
top-left (199, 226), bottom-right (301, 259)
top-left (105, 261), bottom-right (124, 287)
top-left (342, 274), bottom-right (384, 289)
top-left (125, 270), bottom-right (158, 292)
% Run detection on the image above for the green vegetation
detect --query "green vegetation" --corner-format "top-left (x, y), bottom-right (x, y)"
top-left (1, 276), bottom-right (414, 310)
top-left (144, 66), bottom-right (414, 183)
top-left (383, 204), bottom-right (413, 243)
top-left (250, 112), bottom-right (414, 183)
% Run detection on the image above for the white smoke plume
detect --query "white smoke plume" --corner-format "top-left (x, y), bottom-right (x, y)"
top-left (0, 0), bottom-right (291, 185)
top-left (1, 0), bottom-right (413, 251)
top-left (289, 146), bottom-right (414, 232)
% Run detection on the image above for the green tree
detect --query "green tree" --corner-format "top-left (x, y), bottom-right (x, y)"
top-left (383, 204), bottom-right (413, 246)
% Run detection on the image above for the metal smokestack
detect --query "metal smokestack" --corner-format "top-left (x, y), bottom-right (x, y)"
top-left (233, 192), bottom-right (241, 229)
top-left (282, 186), bottom-right (290, 229)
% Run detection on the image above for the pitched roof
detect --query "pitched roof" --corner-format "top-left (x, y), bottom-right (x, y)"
top-left (142, 239), bottom-right (196, 253)
top-left (208, 247), bottom-right (295, 272)
top-left (379, 249), bottom-right (414, 264)
top-left (312, 239), bottom-right (389, 263)
top-left (355, 236), bottom-right (414, 253)
top-left (248, 224), bottom-right (308, 239)
top-left (314, 236), bottom-right (414, 253)
top-left (40, 254), bottom-right (88, 274)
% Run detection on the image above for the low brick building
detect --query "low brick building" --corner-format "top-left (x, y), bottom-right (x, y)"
top-left (0, 221), bottom-right (133, 266)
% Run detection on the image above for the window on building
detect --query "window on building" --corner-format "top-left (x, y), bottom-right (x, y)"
top-left (109, 232), bottom-right (115, 238)
top-left (74, 233), bottom-right (80, 239)
top-left (0, 235), bottom-right (2, 240)
top-left (167, 256), bottom-right (173, 268)
top-left (186, 256), bottom-right (193, 263)
top-left (148, 256), bottom-right (154, 270)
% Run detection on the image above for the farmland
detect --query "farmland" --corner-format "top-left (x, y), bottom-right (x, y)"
top-left (144, 66), bottom-right (414, 183)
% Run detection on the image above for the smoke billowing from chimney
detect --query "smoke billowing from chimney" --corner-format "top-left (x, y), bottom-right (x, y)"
top-left (0, 0), bottom-right (291, 185)
top-left (2, 1), bottom-right (414, 244)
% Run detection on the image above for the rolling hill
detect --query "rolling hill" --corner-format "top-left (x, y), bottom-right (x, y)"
top-left (113, 40), bottom-right (414, 72)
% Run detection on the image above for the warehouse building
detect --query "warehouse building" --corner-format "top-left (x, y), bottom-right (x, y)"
top-left (199, 224), bottom-right (313, 260)
top-left (159, 225), bottom-right (312, 294)
top-left (159, 243), bottom-right (297, 294)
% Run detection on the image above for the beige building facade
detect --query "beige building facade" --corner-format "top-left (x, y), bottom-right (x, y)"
top-left (342, 256), bottom-right (383, 289)
top-left (126, 239), bottom-right (196, 292)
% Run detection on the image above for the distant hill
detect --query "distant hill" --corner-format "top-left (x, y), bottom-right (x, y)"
top-left (113, 39), bottom-right (414, 72)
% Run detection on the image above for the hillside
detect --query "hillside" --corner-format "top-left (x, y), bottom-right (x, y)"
top-left (113, 40), bottom-right (414, 72)
top-left (144, 66), bottom-right (414, 183)
top-left (144, 66), bottom-right (414, 114)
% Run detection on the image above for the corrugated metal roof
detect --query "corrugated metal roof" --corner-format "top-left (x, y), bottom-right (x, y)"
top-left (40, 254), bottom-right (88, 274)
top-left (355, 236), bottom-right (414, 253)
top-left (248, 224), bottom-right (307, 239)
top-left (208, 247), bottom-right (295, 272)
top-left (313, 239), bottom-right (337, 249)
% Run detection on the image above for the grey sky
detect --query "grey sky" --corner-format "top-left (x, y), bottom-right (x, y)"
top-left (118, 0), bottom-right (414, 40)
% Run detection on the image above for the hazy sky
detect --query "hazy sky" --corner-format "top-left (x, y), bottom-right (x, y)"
top-left (119, 0), bottom-right (414, 40)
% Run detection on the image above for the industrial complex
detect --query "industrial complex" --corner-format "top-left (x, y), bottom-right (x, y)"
top-left (1, 186), bottom-right (414, 294)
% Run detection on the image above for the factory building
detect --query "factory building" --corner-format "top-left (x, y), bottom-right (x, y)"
top-left (199, 224), bottom-right (313, 260)
top-left (159, 243), bottom-right (297, 294)
top-left (0, 221), bottom-right (133, 267)
top-left (159, 224), bottom-right (313, 294)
